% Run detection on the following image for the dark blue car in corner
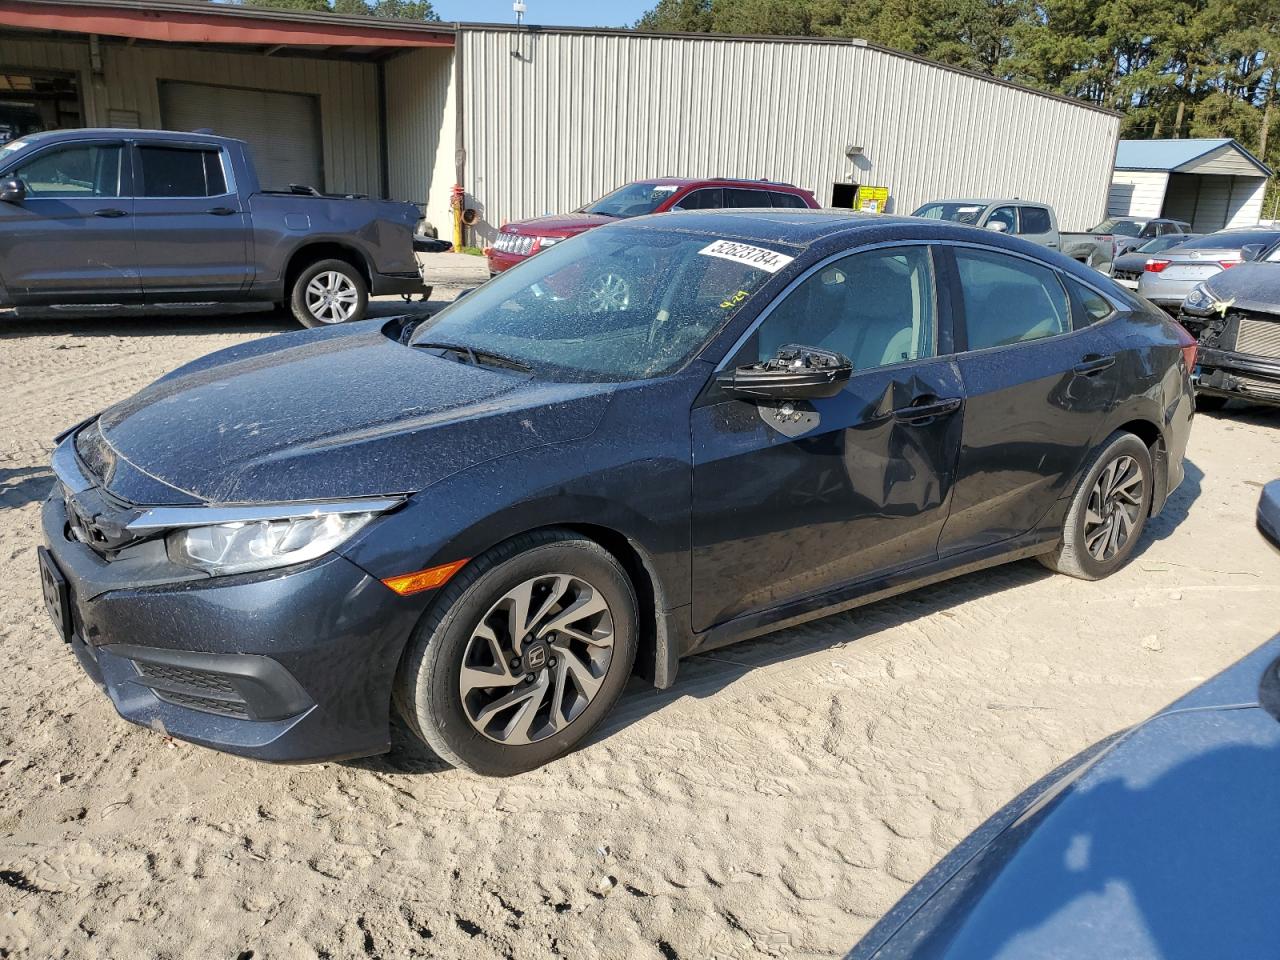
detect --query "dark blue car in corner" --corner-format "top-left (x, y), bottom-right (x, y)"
top-left (38, 210), bottom-right (1195, 774)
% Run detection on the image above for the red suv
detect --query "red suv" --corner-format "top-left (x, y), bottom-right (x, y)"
top-left (486, 177), bottom-right (819, 274)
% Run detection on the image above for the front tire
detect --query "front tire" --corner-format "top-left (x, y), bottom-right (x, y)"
top-left (290, 258), bottom-right (368, 328)
top-left (1039, 432), bottom-right (1153, 580)
top-left (395, 531), bottom-right (638, 776)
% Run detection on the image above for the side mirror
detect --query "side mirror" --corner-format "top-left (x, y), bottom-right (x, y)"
top-left (1240, 243), bottom-right (1266, 263)
top-left (718, 344), bottom-right (852, 401)
top-left (1260, 480), bottom-right (1280, 551)
top-left (985, 220), bottom-right (1009, 233)
top-left (0, 178), bottom-right (25, 203)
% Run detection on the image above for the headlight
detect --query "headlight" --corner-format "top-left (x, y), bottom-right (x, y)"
top-left (126, 498), bottom-right (401, 576)
top-left (1183, 282), bottom-right (1213, 313)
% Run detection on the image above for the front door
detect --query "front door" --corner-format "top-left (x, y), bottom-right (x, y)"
top-left (690, 244), bottom-right (965, 631)
top-left (937, 246), bottom-right (1124, 555)
top-left (0, 139), bottom-right (139, 303)
top-left (131, 141), bottom-right (250, 299)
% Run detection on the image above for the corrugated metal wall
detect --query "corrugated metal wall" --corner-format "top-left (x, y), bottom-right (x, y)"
top-left (386, 47), bottom-right (455, 231)
top-left (457, 28), bottom-right (1121, 242)
top-left (1108, 171), bottom-right (1169, 219)
top-left (0, 35), bottom-right (381, 196)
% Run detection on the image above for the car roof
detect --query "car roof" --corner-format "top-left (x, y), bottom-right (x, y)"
top-left (636, 176), bottom-right (805, 191)
top-left (7, 127), bottom-right (242, 148)
top-left (623, 207), bottom-right (963, 245)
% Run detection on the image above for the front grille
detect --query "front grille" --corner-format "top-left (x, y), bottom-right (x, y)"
top-left (1236, 316), bottom-right (1280, 359)
top-left (156, 690), bottom-right (250, 718)
top-left (493, 232), bottom-right (535, 256)
top-left (134, 661), bottom-right (249, 718)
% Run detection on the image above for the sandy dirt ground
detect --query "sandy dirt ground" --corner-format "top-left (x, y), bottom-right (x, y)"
top-left (2, 267), bottom-right (1279, 958)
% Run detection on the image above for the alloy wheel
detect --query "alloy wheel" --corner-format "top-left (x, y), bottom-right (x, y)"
top-left (585, 273), bottom-right (630, 312)
top-left (1083, 455), bottom-right (1144, 562)
top-left (304, 271), bottom-right (360, 324)
top-left (459, 574), bottom-right (615, 745)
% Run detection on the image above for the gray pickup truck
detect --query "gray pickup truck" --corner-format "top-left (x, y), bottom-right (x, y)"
top-left (0, 129), bottom-right (424, 327)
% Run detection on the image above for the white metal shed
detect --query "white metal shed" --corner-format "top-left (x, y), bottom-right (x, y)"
top-left (1108, 139), bottom-right (1273, 232)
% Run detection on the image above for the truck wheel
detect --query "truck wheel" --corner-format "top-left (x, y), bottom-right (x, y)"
top-left (290, 259), bottom-right (368, 328)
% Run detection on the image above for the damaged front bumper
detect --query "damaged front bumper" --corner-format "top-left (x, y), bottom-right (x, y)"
top-left (1194, 347), bottom-right (1280, 407)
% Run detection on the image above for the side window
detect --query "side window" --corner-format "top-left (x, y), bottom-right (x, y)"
top-left (725, 187), bottom-right (770, 208)
top-left (138, 146), bottom-right (227, 197)
top-left (955, 247), bottom-right (1071, 349)
top-left (13, 144), bottom-right (122, 198)
top-left (749, 245), bottom-right (937, 371)
top-left (674, 188), bottom-right (723, 211)
top-left (1019, 207), bottom-right (1052, 235)
top-left (769, 191), bottom-right (808, 209)
top-left (1065, 276), bottom-right (1114, 327)
top-left (1139, 222), bottom-right (1159, 238)
top-left (986, 206), bottom-right (1017, 233)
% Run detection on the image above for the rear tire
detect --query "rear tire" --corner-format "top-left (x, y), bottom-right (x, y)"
top-left (1039, 432), bottom-right (1153, 580)
top-left (394, 531), bottom-right (638, 776)
top-left (290, 258), bottom-right (368, 328)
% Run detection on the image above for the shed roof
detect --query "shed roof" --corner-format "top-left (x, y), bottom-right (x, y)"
top-left (1116, 139), bottom-right (1272, 177)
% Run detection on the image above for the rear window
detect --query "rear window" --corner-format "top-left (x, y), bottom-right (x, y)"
top-left (769, 191), bottom-right (808, 209)
top-left (1089, 218), bottom-right (1143, 237)
top-left (138, 146), bottom-right (227, 197)
top-left (1019, 207), bottom-right (1052, 234)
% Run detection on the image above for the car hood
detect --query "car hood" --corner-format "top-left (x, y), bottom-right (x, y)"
top-left (1200, 261), bottom-right (1280, 316)
top-left (505, 213), bottom-right (617, 236)
top-left (850, 635), bottom-right (1280, 960)
top-left (93, 322), bottom-right (612, 505)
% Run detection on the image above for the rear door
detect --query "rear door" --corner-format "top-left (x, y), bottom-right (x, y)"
top-left (937, 246), bottom-right (1124, 555)
top-left (0, 138), bottom-right (139, 303)
top-left (690, 243), bottom-right (964, 630)
top-left (131, 141), bottom-right (251, 299)
top-left (1016, 205), bottom-right (1059, 249)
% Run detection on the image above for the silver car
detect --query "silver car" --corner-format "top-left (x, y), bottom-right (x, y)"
top-left (1137, 228), bottom-right (1280, 310)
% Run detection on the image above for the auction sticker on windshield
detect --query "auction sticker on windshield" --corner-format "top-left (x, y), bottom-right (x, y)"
top-left (699, 240), bottom-right (794, 273)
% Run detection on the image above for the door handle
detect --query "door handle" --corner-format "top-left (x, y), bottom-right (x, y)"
top-left (92, 208), bottom-right (128, 218)
top-left (206, 207), bottom-right (237, 216)
top-left (1073, 354), bottom-right (1116, 376)
top-left (892, 396), bottom-right (962, 423)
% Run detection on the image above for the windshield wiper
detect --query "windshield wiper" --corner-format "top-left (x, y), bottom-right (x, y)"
top-left (412, 340), bottom-right (532, 373)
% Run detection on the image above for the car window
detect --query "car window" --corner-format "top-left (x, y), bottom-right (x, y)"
top-left (1065, 276), bottom-right (1114, 327)
top-left (955, 247), bottom-right (1070, 349)
top-left (138, 146), bottom-right (227, 198)
top-left (769, 191), bottom-right (808, 209)
top-left (1018, 207), bottom-right (1052, 235)
top-left (725, 188), bottom-right (770, 209)
top-left (913, 202), bottom-right (986, 225)
top-left (13, 144), bottom-right (122, 198)
top-left (987, 206), bottom-right (1017, 233)
top-left (1176, 230), bottom-right (1280, 250)
top-left (673, 188), bottom-right (723, 211)
top-left (745, 245), bottom-right (936, 371)
top-left (582, 182), bottom-right (681, 218)
top-left (412, 226), bottom-right (795, 382)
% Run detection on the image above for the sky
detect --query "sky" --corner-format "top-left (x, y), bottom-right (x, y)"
top-left (429, 0), bottom-right (651, 27)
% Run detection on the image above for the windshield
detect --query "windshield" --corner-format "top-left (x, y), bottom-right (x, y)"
top-left (912, 202), bottom-right (987, 225)
top-left (582, 182), bottom-right (681, 218)
top-left (1089, 218), bottom-right (1143, 237)
top-left (410, 226), bottom-right (796, 382)
top-left (0, 138), bottom-right (29, 165)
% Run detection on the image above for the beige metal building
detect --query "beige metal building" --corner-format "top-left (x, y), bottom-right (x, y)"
top-left (1, 1), bottom-right (1122, 244)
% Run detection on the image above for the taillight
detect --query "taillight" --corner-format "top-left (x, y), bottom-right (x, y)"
top-left (1218, 259), bottom-right (1242, 270)
top-left (1173, 321), bottom-right (1197, 373)
top-left (1145, 259), bottom-right (1171, 273)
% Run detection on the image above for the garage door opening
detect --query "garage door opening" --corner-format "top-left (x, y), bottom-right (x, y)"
top-left (159, 81), bottom-right (323, 192)
top-left (0, 71), bottom-right (82, 143)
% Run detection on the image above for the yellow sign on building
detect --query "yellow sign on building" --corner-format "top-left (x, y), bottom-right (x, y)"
top-left (856, 185), bottom-right (890, 214)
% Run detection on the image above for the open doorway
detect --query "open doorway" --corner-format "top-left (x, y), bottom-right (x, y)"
top-left (0, 71), bottom-right (82, 144)
top-left (831, 182), bottom-right (857, 209)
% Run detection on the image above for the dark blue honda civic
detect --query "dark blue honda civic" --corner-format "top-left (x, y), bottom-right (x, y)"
top-left (38, 210), bottom-right (1196, 774)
